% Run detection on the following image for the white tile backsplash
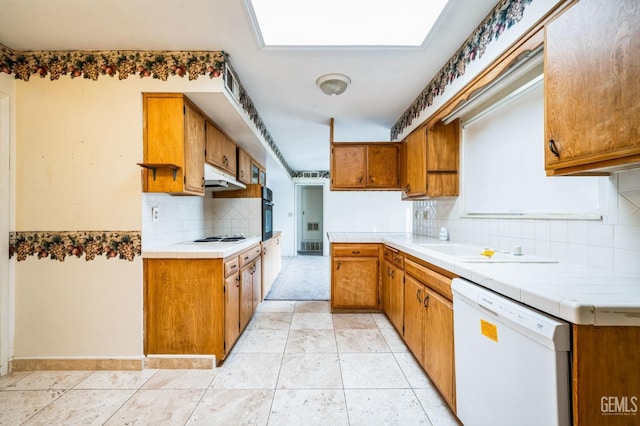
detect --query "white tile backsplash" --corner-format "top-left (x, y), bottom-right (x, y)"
top-left (142, 194), bottom-right (262, 248)
top-left (413, 169), bottom-right (640, 274)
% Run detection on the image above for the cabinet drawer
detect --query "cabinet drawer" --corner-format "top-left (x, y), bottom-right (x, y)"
top-left (383, 246), bottom-right (404, 268)
top-left (224, 257), bottom-right (239, 278)
top-left (332, 244), bottom-right (379, 257)
top-left (404, 258), bottom-right (452, 301)
top-left (239, 244), bottom-right (261, 267)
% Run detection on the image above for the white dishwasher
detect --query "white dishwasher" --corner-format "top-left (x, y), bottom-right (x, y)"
top-left (452, 278), bottom-right (571, 426)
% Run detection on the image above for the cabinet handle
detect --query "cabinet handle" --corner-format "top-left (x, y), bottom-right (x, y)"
top-left (244, 256), bottom-right (249, 260)
top-left (391, 270), bottom-right (395, 279)
top-left (240, 170), bottom-right (244, 178)
top-left (236, 276), bottom-right (240, 287)
top-left (336, 261), bottom-right (341, 270)
top-left (548, 139), bottom-right (560, 158)
top-left (201, 177), bottom-right (205, 187)
top-left (369, 175), bottom-right (374, 184)
top-left (358, 176), bottom-right (363, 184)
top-left (416, 289), bottom-right (422, 303)
top-left (230, 264), bottom-right (237, 270)
top-left (424, 294), bottom-right (430, 308)
top-left (352, 250), bottom-right (361, 255)
top-left (405, 183), bottom-right (411, 193)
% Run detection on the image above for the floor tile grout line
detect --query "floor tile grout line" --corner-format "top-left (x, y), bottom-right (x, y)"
top-left (264, 302), bottom-right (296, 425)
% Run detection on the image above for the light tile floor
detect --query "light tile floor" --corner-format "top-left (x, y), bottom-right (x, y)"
top-left (0, 300), bottom-right (459, 426)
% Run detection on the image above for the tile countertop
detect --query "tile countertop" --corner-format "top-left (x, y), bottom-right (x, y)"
top-left (142, 236), bottom-right (262, 259)
top-left (327, 232), bottom-right (640, 326)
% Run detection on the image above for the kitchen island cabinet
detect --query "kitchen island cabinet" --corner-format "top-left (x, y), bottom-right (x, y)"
top-left (330, 243), bottom-right (381, 311)
top-left (143, 241), bottom-right (262, 365)
top-left (141, 93), bottom-right (206, 196)
top-left (544, 0), bottom-right (640, 175)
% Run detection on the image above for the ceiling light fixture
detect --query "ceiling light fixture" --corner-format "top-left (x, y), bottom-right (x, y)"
top-left (316, 73), bottom-right (351, 96)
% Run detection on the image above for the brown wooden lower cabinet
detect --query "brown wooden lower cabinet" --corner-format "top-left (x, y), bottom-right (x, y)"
top-left (402, 274), bottom-right (424, 357)
top-left (572, 325), bottom-right (640, 426)
top-left (331, 243), bottom-right (381, 311)
top-left (374, 245), bottom-right (640, 425)
top-left (144, 258), bottom-right (223, 356)
top-left (144, 242), bottom-right (262, 365)
top-left (382, 248), bottom-right (404, 333)
top-left (403, 257), bottom-right (456, 412)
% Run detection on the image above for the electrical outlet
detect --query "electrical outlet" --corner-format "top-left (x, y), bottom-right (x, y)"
top-left (152, 206), bottom-right (159, 223)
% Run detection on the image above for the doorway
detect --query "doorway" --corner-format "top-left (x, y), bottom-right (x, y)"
top-left (296, 184), bottom-right (323, 255)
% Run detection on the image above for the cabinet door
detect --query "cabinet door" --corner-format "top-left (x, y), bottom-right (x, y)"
top-left (251, 161), bottom-right (260, 184)
top-left (145, 259), bottom-right (217, 355)
top-left (237, 148), bottom-right (251, 184)
top-left (224, 272), bottom-right (241, 353)
top-left (331, 145), bottom-right (366, 189)
top-left (367, 145), bottom-right (399, 188)
top-left (382, 261), bottom-right (392, 317)
top-left (545, 0), bottom-right (640, 174)
top-left (206, 122), bottom-right (236, 175)
top-left (183, 103), bottom-right (205, 195)
top-left (332, 257), bottom-right (379, 309)
top-left (252, 258), bottom-right (262, 311)
top-left (403, 275), bottom-right (424, 356)
top-left (273, 236), bottom-right (282, 277)
top-left (388, 263), bottom-right (404, 333)
top-left (262, 242), bottom-right (274, 298)
top-left (403, 128), bottom-right (427, 198)
top-left (142, 94), bottom-right (191, 194)
top-left (426, 120), bottom-right (459, 197)
top-left (239, 264), bottom-right (254, 331)
top-left (422, 286), bottom-right (455, 410)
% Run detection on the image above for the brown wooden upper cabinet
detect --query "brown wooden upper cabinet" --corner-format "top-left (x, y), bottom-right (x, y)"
top-left (400, 119), bottom-right (460, 200)
top-left (330, 143), bottom-right (400, 190)
top-left (544, 0), bottom-right (640, 175)
top-left (251, 160), bottom-right (266, 185)
top-left (205, 120), bottom-right (237, 176)
top-left (141, 93), bottom-right (205, 196)
top-left (237, 148), bottom-right (251, 184)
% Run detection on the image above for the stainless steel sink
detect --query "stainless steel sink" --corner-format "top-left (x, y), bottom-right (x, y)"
top-left (417, 244), bottom-right (557, 263)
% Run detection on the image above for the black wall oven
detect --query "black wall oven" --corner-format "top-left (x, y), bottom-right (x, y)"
top-left (262, 187), bottom-right (273, 241)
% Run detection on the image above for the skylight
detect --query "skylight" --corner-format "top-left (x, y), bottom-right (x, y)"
top-left (246, 0), bottom-right (450, 47)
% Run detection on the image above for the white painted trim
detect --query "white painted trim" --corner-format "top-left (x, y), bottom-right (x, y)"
top-left (0, 91), bottom-right (12, 375)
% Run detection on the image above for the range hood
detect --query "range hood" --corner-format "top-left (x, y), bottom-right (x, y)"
top-left (204, 163), bottom-right (247, 191)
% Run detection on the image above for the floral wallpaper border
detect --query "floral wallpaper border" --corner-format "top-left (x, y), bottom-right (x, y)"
top-left (0, 43), bottom-right (295, 176)
top-left (0, 44), bottom-right (225, 82)
top-left (9, 231), bottom-right (141, 262)
top-left (390, 0), bottom-right (534, 140)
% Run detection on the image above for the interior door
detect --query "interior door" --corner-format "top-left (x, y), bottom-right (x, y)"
top-left (299, 185), bottom-right (323, 253)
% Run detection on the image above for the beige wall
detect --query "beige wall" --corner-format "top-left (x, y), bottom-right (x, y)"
top-left (13, 75), bottom-right (222, 358)
top-left (14, 257), bottom-right (142, 357)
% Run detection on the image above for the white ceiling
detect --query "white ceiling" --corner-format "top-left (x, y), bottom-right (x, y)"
top-left (0, 0), bottom-right (498, 175)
